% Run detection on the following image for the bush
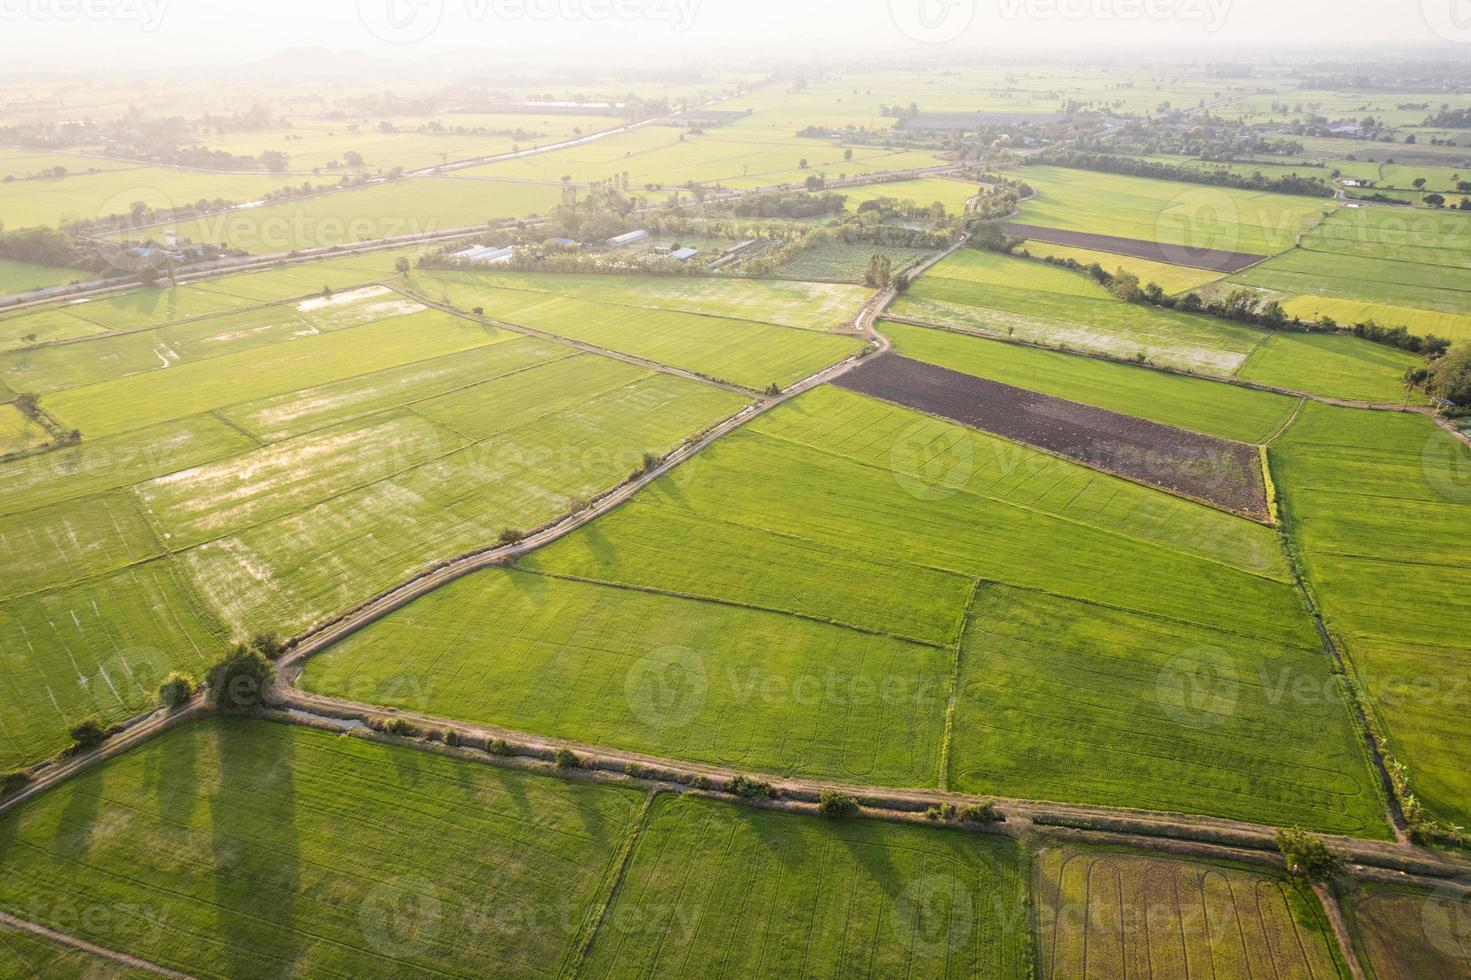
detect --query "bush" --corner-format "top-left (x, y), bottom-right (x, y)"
top-left (1276, 827), bottom-right (1346, 882)
top-left (68, 717), bottom-right (108, 752)
top-left (443, 729), bottom-right (460, 747)
top-left (959, 801), bottom-right (1004, 823)
top-left (726, 775), bottom-right (776, 799)
top-left (381, 717), bottom-right (419, 737)
top-left (250, 632), bottom-right (287, 661)
top-left (205, 646), bottom-right (275, 712)
top-left (488, 738), bottom-right (513, 756)
top-left (554, 747), bottom-right (579, 769)
top-left (497, 527), bottom-right (525, 546)
top-left (157, 672), bottom-right (196, 708)
top-left (1, 770), bottom-right (32, 797)
top-left (818, 789), bottom-right (860, 819)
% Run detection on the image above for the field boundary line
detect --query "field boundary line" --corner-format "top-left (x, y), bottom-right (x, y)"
top-left (0, 909), bottom-right (195, 979)
top-left (1264, 449), bottom-right (1407, 842)
top-left (270, 688), bottom-right (1471, 878)
top-left (519, 568), bottom-right (949, 649)
top-left (1311, 883), bottom-right (1367, 980)
top-left (936, 578), bottom-right (984, 790)
top-left (563, 788), bottom-right (659, 979)
top-left (880, 313), bottom-right (1446, 417)
top-left (393, 283), bottom-right (764, 397)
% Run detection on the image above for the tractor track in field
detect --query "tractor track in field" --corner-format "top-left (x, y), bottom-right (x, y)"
top-left (0, 896), bottom-right (196, 978)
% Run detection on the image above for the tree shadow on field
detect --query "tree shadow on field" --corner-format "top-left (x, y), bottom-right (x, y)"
top-left (148, 718), bottom-right (200, 838)
top-left (210, 717), bottom-right (300, 979)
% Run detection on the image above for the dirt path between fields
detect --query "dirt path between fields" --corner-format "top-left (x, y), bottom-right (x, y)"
top-left (1313, 884), bottom-right (1369, 980)
top-left (0, 909), bottom-right (193, 979)
top-left (268, 688), bottom-right (1471, 889)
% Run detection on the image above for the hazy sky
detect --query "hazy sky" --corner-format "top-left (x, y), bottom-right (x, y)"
top-left (2, 0), bottom-right (1468, 68)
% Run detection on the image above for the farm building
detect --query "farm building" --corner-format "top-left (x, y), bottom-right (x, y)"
top-left (451, 245), bottom-right (514, 265)
top-left (607, 229), bottom-right (650, 246)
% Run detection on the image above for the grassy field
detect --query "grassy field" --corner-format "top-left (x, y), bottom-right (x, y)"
top-left (306, 386), bottom-right (1390, 833)
top-left (189, 112), bottom-right (619, 173)
top-left (0, 716), bottom-right (644, 977)
top-left (891, 251), bottom-right (1264, 374)
top-left (773, 243), bottom-right (934, 283)
top-left (1230, 207), bottom-right (1471, 340)
top-left (837, 177), bottom-right (980, 216)
top-left (581, 794), bottom-right (1029, 978)
top-left (1271, 404), bottom-right (1471, 829)
top-left (45, 308), bottom-right (506, 437)
top-left (0, 404), bottom-right (50, 455)
top-left (0, 260), bottom-right (92, 296)
top-left (305, 566), bottom-right (949, 785)
top-left (892, 250), bottom-right (1422, 400)
top-left (159, 177), bottom-right (564, 252)
top-left (0, 247), bottom-right (428, 354)
top-left (881, 320), bottom-right (1299, 443)
top-left (408, 267), bottom-right (870, 330)
top-left (0, 166), bottom-right (296, 228)
top-left (1237, 331), bottom-right (1424, 403)
top-left (460, 126), bottom-right (942, 190)
top-left (1012, 165), bottom-right (1333, 257)
top-left (400, 281), bottom-right (864, 390)
top-left (0, 558), bottom-right (225, 767)
top-left (1020, 239), bottom-right (1228, 293)
top-left (1344, 885), bottom-right (1471, 979)
top-left (0, 923), bottom-right (155, 978)
top-left (1280, 294), bottom-right (1471, 342)
top-left (1035, 846), bottom-right (1348, 979)
top-left (952, 585), bottom-right (1386, 835)
top-left (0, 264), bottom-right (769, 766)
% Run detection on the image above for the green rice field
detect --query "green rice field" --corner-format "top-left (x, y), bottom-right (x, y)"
top-left (0, 715), bottom-right (1037, 979)
top-left (306, 385), bottom-right (1388, 834)
top-left (0, 716), bottom-right (643, 977)
top-left (1270, 404), bottom-right (1471, 829)
top-left (400, 280), bottom-right (864, 390)
top-left (894, 249), bottom-right (1425, 401)
top-left (582, 793), bottom-right (1029, 978)
top-left (881, 320), bottom-right (1299, 443)
top-left (1237, 330), bottom-right (1425, 403)
top-left (1012, 166), bottom-right (1333, 257)
top-left (0, 264), bottom-right (797, 767)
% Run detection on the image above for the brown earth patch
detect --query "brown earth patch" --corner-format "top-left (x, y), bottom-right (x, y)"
top-left (1000, 222), bottom-right (1266, 273)
top-left (832, 354), bottom-right (1268, 519)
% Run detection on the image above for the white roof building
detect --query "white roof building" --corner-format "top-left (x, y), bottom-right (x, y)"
top-left (606, 229), bottom-right (650, 246)
top-left (452, 245), bottom-right (514, 265)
